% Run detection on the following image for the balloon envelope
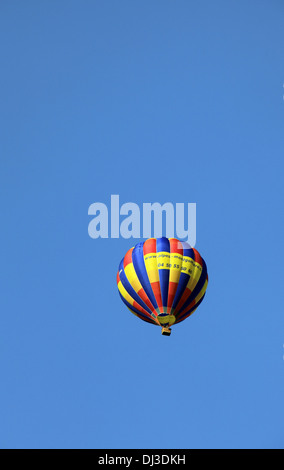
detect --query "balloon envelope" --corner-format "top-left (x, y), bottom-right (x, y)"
top-left (117, 237), bottom-right (208, 332)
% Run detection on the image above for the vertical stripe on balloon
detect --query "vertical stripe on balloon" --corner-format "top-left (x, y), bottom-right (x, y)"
top-left (131, 241), bottom-right (158, 311)
top-left (143, 238), bottom-right (163, 313)
top-left (167, 238), bottom-right (184, 313)
top-left (156, 237), bottom-right (170, 311)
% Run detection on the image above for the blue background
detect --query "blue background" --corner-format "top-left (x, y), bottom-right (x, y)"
top-left (1, 1), bottom-right (283, 449)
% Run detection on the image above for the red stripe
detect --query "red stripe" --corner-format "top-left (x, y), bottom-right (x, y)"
top-left (192, 248), bottom-right (203, 267)
top-left (167, 281), bottom-right (179, 313)
top-left (165, 239), bottom-right (184, 313)
top-left (137, 288), bottom-right (155, 313)
top-left (123, 247), bottom-right (134, 268)
top-left (133, 300), bottom-right (152, 317)
top-left (143, 238), bottom-right (156, 255)
top-left (169, 238), bottom-right (183, 255)
top-left (150, 281), bottom-right (163, 311)
top-left (174, 287), bottom-right (192, 315)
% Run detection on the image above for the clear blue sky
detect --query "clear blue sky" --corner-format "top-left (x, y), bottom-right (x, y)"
top-left (0, 1), bottom-right (283, 449)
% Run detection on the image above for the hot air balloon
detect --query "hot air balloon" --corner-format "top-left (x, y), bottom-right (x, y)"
top-left (117, 237), bottom-right (208, 336)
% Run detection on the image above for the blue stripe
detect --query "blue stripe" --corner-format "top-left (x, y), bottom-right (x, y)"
top-left (181, 241), bottom-right (193, 257)
top-left (171, 245), bottom-right (195, 311)
top-left (132, 242), bottom-right (158, 310)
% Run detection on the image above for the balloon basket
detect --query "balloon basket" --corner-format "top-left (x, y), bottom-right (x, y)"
top-left (161, 327), bottom-right (171, 336)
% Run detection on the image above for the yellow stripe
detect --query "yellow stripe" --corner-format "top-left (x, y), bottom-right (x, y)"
top-left (117, 280), bottom-right (134, 307)
top-left (124, 263), bottom-right (142, 293)
top-left (144, 252), bottom-right (159, 283)
top-left (169, 253), bottom-right (183, 283)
